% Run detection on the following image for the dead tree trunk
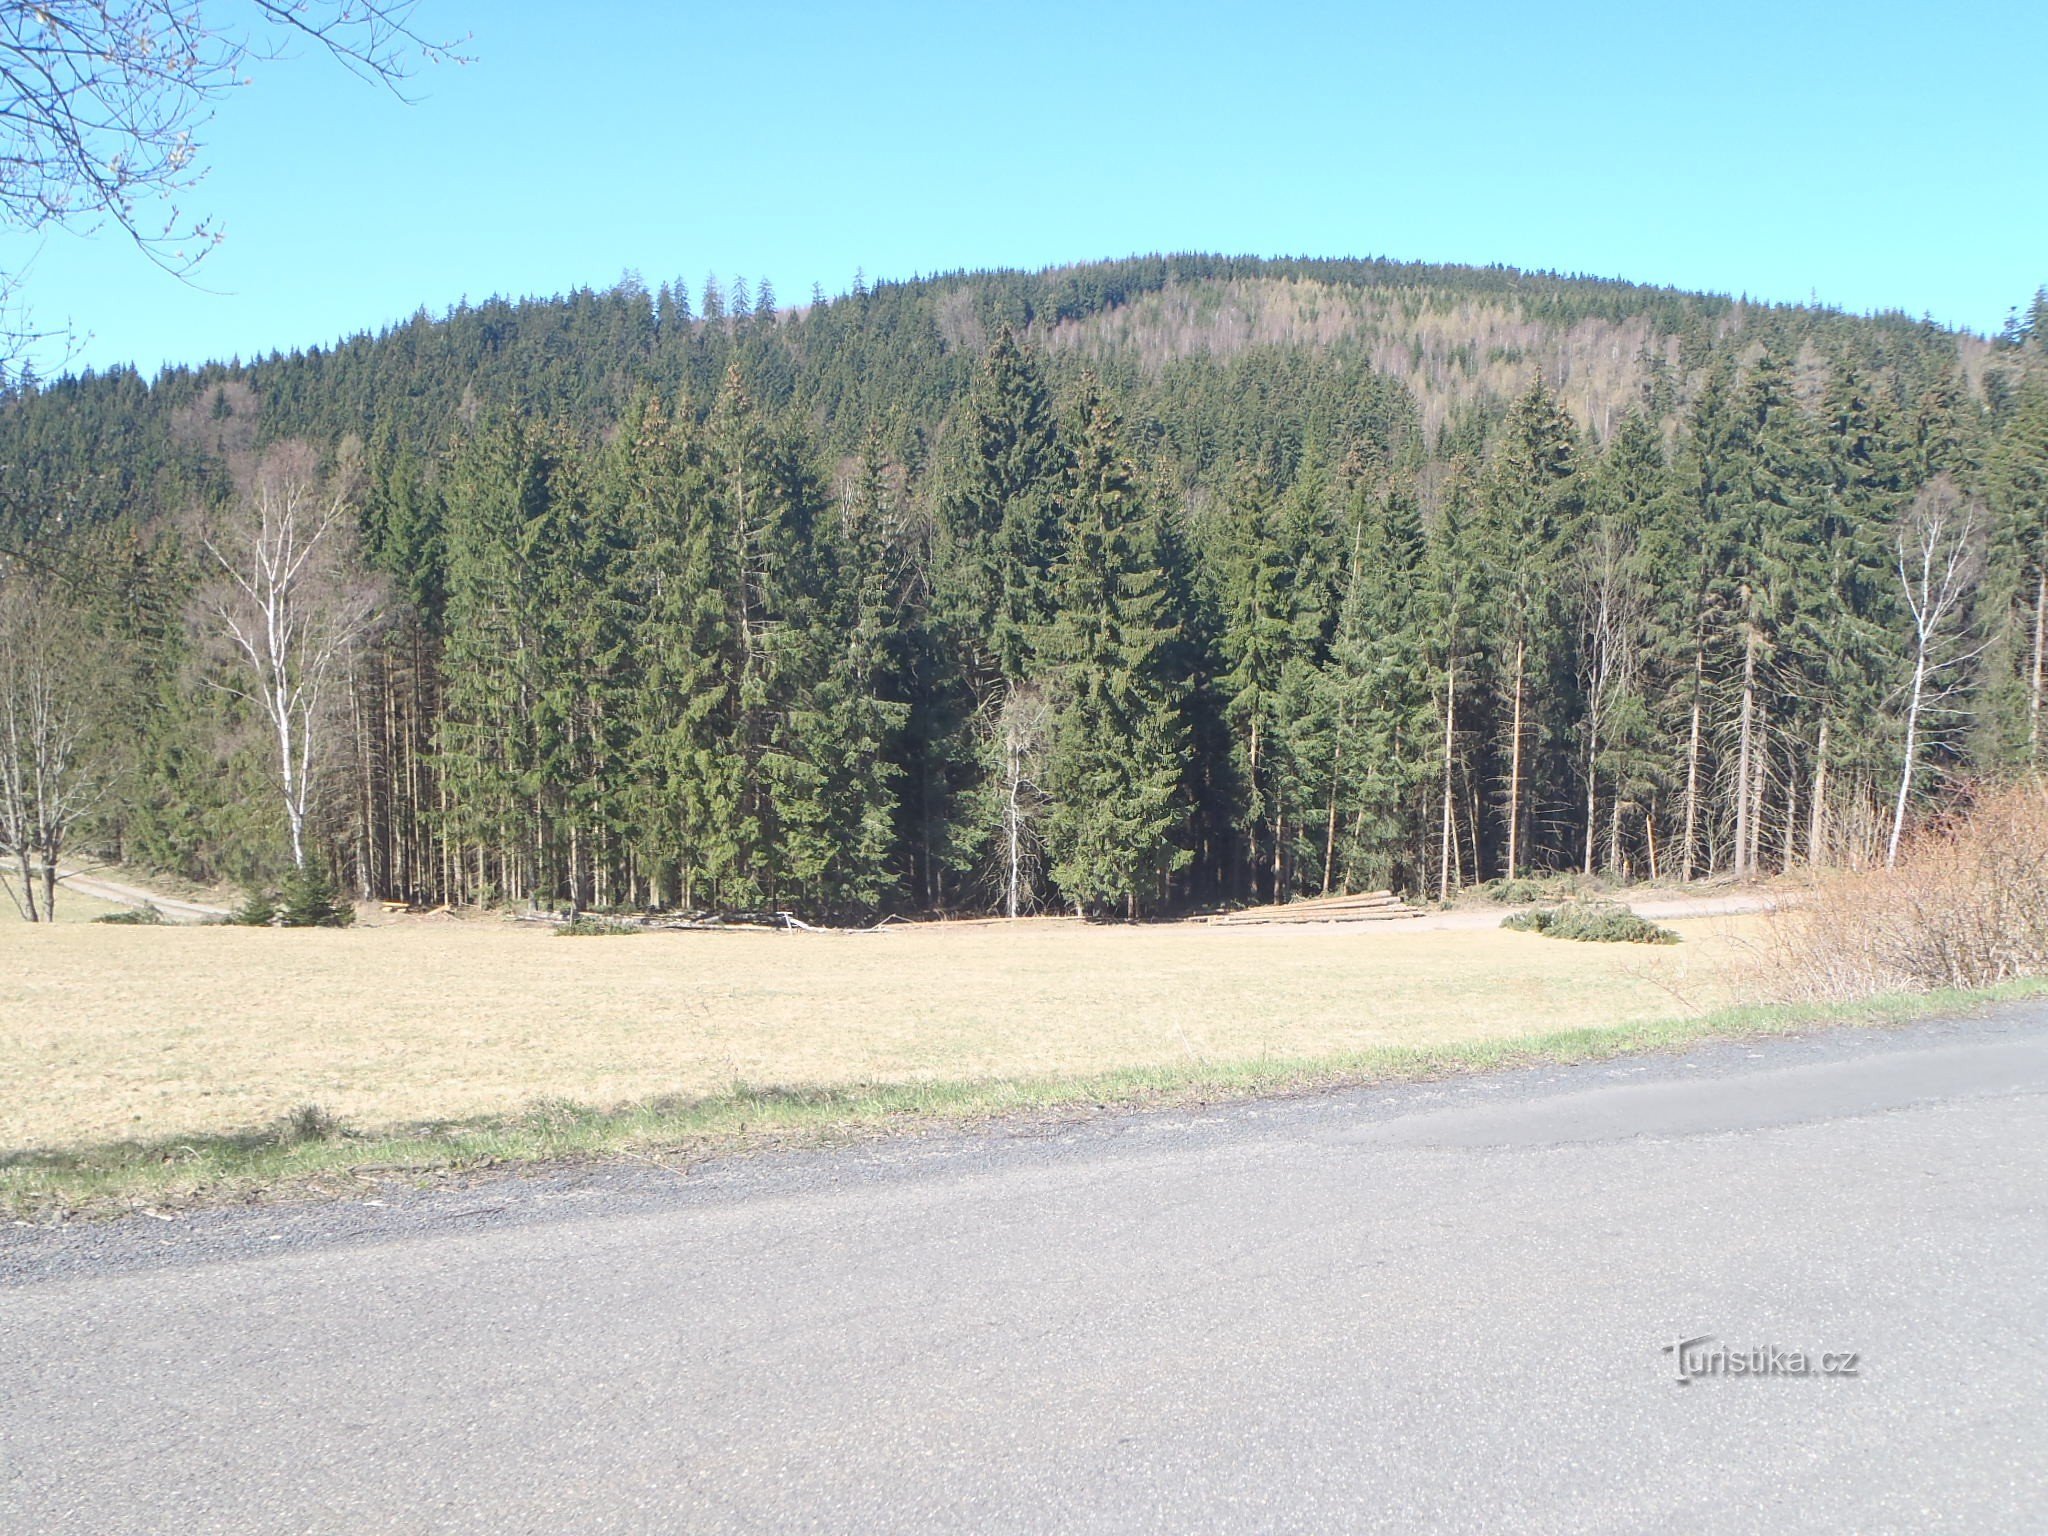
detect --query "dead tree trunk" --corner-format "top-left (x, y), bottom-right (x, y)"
top-left (1505, 638), bottom-right (1525, 881)
top-left (2031, 564), bottom-right (2045, 768)
top-left (1733, 627), bottom-right (1757, 879)
top-left (1807, 720), bottom-right (1829, 867)
top-left (1681, 644), bottom-right (1704, 882)
top-left (1438, 659), bottom-right (1458, 901)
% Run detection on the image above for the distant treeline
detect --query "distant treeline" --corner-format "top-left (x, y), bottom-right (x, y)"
top-left (4, 256), bottom-right (2046, 917)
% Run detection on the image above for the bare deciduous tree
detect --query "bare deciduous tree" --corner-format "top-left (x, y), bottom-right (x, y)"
top-left (198, 449), bottom-right (378, 868)
top-left (0, 580), bottom-right (112, 919)
top-left (1576, 517), bottom-right (1645, 876)
top-left (1889, 481), bottom-right (1985, 869)
top-left (985, 680), bottom-right (1051, 919)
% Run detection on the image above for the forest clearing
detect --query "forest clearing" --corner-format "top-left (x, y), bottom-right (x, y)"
top-left (1, 906), bottom-right (1758, 1155)
top-left (6, 8), bottom-right (2047, 1532)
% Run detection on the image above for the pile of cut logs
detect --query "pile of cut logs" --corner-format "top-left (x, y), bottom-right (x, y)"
top-left (1204, 889), bottom-right (1422, 927)
top-left (513, 909), bottom-right (837, 932)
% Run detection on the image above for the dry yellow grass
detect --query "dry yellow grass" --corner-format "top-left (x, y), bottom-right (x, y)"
top-left (0, 911), bottom-right (1762, 1154)
top-left (0, 882), bottom-right (123, 925)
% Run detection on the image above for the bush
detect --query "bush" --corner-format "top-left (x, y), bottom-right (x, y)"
top-left (94, 904), bottom-right (165, 925)
top-left (1502, 900), bottom-right (1678, 945)
top-left (1768, 783), bottom-right (2048, 998)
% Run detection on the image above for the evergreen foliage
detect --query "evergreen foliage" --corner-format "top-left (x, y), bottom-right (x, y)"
top-left (5, 254), bottom-right (2041, 916)
top-left (1501, 900), bottom-right (1678, 944)
top-left (1040, 385), bottom-right (1192, 917)
top-left (277, 864), bottom-right (354, 928)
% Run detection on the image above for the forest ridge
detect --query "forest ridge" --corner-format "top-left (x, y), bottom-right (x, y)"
top-left (4, 253), bottom-right (2046, 919)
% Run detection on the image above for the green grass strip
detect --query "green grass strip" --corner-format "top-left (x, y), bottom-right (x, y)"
top-left (9, 979), bottom-right (2046, 1220)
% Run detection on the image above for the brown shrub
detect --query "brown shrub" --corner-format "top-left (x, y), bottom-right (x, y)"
top-left (1767, 783), bottom-right (2048, 1000)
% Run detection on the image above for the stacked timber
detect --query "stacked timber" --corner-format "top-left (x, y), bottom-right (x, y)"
top-left (513, 908), bottom-right (851, 932)
top-left (1205, 890), bottom-right (1422, 927)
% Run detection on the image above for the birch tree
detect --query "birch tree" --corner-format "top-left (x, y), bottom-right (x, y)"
top-left (1888, 484), bottom-right (1983, 867)
top-left (200, 452), bottom-right (379, 869)
top-left (987, 680), bottom-right (1051, 918)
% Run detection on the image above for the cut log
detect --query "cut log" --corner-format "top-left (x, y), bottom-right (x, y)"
top-left (1204, 891), bottom-right (1423, 926)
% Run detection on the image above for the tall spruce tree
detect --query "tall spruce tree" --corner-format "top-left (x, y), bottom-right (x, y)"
top-left (942, 325), bottom-right (1064, 682)
top-left (1726, 350), bottom-right (1823, 876)
top-left (1041, 385), bottom-right (1192, 917)
top-left (1419, 460), bottom-right (1491, 896)
top-left (1483, 376), bottom-right (1580, 878)
top-left (1665, 364), bottom-right (1745, 877)
top-left (1806, 365), bottom-right (1909, 861)
top-left (613, 391), bottom-right (740, 909)
top-left (1320, 480), bottom-right (1430, 891)
top-left (1215, 467), bottom-right (1296, 900)
top-left (1573, 414), bottom-right (1664, 875)
top-left (1983, 373), bottom-right (2048, 769)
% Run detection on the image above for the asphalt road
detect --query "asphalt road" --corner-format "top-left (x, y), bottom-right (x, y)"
top-left (5, 1011), bottom-right (2046, 1534)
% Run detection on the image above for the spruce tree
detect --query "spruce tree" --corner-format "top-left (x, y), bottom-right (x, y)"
top-left (1417, 460), bottom-right (1491, 896)
top-left (1041, 385), bottom-right (1191, 917)
top-left (1317, 481), bottom-right (1430, 891)
top-left (771, 425), bottom-right (906, 915)
top-left (1215, 468), bottom-right (1295, 900)
top-left (1664, 364), bottom-right (1745, 877)
top-left (941, 325), bottom-right (1063, 681)
top-left (1483, 376), bottom-right (1580, 878)
top-left (1805, 365), bottom-right (1910, 859)
top-left (614, 391), bottom-right (740, 909)
top-left (1577, 413), bottom-right (1662, 875)
top-left (1726, 350), bottom-right (1824, 876)
top-left (1983, 373), bottom-right (2048, 768)
top-left (436, 416), bottom-right (560, 903)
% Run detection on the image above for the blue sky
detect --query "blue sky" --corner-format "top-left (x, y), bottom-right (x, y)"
top-left (23, 0), bottom-right (2048, 377)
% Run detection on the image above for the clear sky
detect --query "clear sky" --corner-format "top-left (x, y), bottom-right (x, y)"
top-left (20, 0), bottom-right (2048, 378)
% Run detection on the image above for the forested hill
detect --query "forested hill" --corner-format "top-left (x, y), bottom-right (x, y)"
top-left (5, 254), bottom-right (2047, 920)
top-left (0, 254), bottom-right (1994, 542)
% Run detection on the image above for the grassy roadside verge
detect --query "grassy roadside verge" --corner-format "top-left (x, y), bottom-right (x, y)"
top-left (9, 979), bottom-right (2046, 1221)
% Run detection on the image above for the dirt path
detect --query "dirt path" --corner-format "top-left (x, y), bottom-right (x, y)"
top-left (1394, 891), bottom-right (1784, 932)
top-left (42, 871), bottom-right (1778, 933)
top-left (54, 869), bottom-right (231, 923)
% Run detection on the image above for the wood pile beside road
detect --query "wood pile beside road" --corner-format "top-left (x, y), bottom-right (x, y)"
top-left (1204, 890), bottom-right (1424, 926)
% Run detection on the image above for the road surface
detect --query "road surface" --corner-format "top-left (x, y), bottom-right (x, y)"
top-left (1398, 889), bottom-right (1781, 931)
top-left (52, 867), bottom-right (231, 922)
top-left (4, 1010), bottom-right (2044, 1533)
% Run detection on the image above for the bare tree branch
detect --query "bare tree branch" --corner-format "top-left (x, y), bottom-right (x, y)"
top-left (0, 2), bottom-right (466, 366)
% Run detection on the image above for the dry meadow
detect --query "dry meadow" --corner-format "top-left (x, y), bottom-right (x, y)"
top-left (2, 911), bottom-right (1761, 1153)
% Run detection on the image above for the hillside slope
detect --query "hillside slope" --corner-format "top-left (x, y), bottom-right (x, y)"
top-left (0, 253), bottom-right (1985, 543)
top-left (2, 253), bottom-right (2039, 921)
